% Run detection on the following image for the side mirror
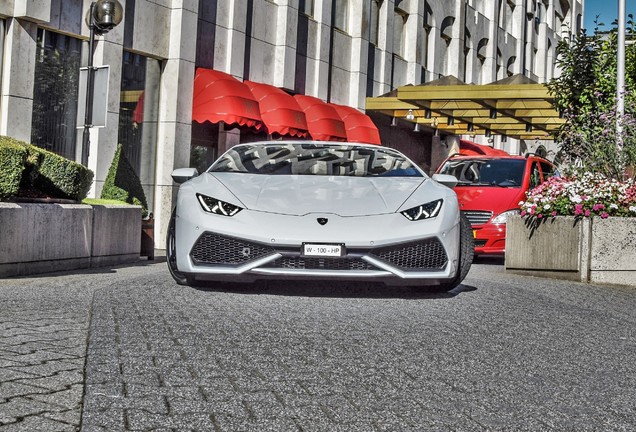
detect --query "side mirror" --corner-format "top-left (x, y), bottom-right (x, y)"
top-left (432, 173), bottom-right (458, 189)
top-left (171, 168), bottom-right (199, 184)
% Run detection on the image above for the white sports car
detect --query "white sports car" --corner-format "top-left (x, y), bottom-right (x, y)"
top-left (167, 141), bottom-right (473, 291)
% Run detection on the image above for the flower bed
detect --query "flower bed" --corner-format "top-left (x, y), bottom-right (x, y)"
top-left (519, 173), bottom-right (636, 221)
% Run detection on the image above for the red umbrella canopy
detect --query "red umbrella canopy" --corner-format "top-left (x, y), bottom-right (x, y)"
top-left (192, 68), bottom-right (263, 130)
top-left (244, 81), bottom-right (309, 138)
top-left (331, 103), bottom-right (381, 145)
top-left (293, 94), bottom-right (347, 141)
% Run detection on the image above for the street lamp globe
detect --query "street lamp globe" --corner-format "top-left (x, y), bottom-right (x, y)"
top-left (86, 0), bottom-right (123, 34)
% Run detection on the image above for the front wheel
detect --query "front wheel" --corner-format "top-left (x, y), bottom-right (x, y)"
top-left (434, 212), bottom-right (474, 291)
top-left (166, 208), bottom-right (191, 286)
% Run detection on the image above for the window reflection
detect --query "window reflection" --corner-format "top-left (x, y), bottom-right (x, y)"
top-left (118, 51), bottom-right (161, 211)
top-left (31, 29), bottom-right (81, 160)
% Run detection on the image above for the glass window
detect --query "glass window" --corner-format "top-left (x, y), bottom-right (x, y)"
top-left (368, 0), bottom-right (382, 46)
top-left (393, 8), bottom-right (408, 58)
top-left (334, 0), bottom-right (349, 32)
top-left (118, 52), bottom-right (161, 211)
top-left (438, 158), bottom-right (526, 187)
top-left (299, 0), bottom-right (314, 17)
top-left (529, 161), bottom-right (541, 188)
top-left (31, 29), bottom-right (82, 160)
top-left (540, 161), bottom-right (558, 180)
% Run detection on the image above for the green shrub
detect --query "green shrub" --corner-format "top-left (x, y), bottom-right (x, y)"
top-left (0, 136), bottom-right (27, 200)
top-left (22, 145), bottom-right (94, 201)
top-left (0, 135), bottom-right (93, 202)
top-left (101, 144), bottom-right (148, 217)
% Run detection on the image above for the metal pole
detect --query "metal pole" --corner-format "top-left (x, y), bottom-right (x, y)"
top-left (81, 2), bottom-right (96, 166)
top-left (617, 0), bottom-right (626, 150)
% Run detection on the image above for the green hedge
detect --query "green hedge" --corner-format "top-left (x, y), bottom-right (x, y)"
top-left (0, 135), bottom-right (94, 201)
top-left (22, 145), bottom-right (94, 201)
top-left (0, 136), bottom-right (27, 200)
top-left (101, 144), bottom-right (148, 217)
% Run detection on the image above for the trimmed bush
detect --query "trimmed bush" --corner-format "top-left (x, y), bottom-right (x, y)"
top-left (0, 136), bottom-right (27, 200)
top-left (0, 135), bottom-right (94, 202)
top-left (22, 145), bottom-right (94, 201)
top-left (101, 144), bottom-right (148, 217)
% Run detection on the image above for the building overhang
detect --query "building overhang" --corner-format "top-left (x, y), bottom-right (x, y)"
top-left (365, 77), bottom-right (564, 140)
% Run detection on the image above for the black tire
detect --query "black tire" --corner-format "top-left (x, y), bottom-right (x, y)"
top-left (166, 208), bottom-right (192, 286)
top-left (435, 212), bottom-right (474, 291)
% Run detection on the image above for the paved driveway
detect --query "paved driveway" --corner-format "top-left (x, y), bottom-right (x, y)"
top-left (1, 259), bottom-right (635, 431)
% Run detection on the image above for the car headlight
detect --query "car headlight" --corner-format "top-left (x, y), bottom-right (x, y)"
top-left (401, 199), bottom-right (443, 221)
top-left (196, 193), bottom-right (243, 216)
top-left (490, 209), bottom-right (519, 224)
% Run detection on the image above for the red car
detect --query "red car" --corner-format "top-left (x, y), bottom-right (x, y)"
top-left (436, 153), bottom-right (558, 255)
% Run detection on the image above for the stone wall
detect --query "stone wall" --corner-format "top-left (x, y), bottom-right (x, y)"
top-left (0, 203), bottom-right (141, 277)
top-left (505, 215), bottom-right (636, 287)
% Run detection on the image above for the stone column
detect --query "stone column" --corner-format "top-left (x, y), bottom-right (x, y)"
top-left (154, 3), bottom-right (199, 248)
top-left (0, 18), bottom-right (37, 142)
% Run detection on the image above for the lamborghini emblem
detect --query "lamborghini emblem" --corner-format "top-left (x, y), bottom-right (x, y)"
top-left (317, 218), bottom-right (328, 225)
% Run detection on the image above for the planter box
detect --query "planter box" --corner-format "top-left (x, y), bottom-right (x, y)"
top-left (505, 215), bottom-right (636, 287)
top-left (0, 203), bottom-right (141, 277)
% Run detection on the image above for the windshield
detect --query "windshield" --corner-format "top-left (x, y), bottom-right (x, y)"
top-left (209, 143), bottom-right (423, 177)
top-left (438, 158), bottom-right (526, 187)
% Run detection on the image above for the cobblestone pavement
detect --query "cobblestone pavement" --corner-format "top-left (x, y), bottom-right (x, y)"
top-left (1, 259), bottom-right (635, 431)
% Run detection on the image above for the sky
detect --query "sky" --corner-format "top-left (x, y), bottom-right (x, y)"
top-left (584, 0), bottom-right (636, 32)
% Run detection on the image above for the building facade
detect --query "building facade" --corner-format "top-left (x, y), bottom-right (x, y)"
top-left (0, 0), bottom-right (583, 245)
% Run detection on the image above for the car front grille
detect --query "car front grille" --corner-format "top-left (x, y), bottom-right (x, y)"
top-left (190, 231), bottom-right (448, 272)
top-left (190, 232), bottom-right (275, 265)
top-left (370, 238), bottom-right (448, 270)
top-left (264, 257), bottom-right (374, 271)
top-left (462, 210), bottom-right (493, 226)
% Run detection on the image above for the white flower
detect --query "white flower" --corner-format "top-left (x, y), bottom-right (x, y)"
top-left (570, 194), bottom-right (582, 204)
top-left (544, 204), bottom-right (551, 210)
top-left (610, 203), bottom-right (618, 210)
top-left (630, 206), bottom-right (636, 213)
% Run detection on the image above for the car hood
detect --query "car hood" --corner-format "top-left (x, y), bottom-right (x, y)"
top-left (206, 173), bottom-right (429, 216)
top-left (454, 186), bottom-right (526, 213)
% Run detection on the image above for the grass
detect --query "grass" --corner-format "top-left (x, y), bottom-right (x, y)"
top-left (82, 198), bottom-right (131, 206)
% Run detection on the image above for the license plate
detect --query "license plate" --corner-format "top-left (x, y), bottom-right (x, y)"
top-left (302, 243), bottom-right (344, 257)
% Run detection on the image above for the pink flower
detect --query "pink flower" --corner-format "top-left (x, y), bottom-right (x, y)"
top-left (537, 214), bottom-right (543, 219)
top-left (551, 211), bottom-right (557, 217)
top-left (574, 204), bottom-right (584, 215)
top-left (520, 210), bottom-right (527, 217)
top-left (584, 210), bottom-right (591, 217)
top-left (601, 212), bottom-right (609, 219)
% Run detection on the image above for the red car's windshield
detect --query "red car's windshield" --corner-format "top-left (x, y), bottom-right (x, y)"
top-left (438, 158), bottom-right (526, 187)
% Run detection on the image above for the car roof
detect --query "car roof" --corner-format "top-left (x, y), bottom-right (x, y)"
top-left (446, 153), bottom-right (551, 162)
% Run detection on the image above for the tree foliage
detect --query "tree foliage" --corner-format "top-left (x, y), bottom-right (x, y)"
top-left (547, 18), bottom-right (636, 179)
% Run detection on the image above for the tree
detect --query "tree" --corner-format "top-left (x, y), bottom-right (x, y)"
top-left (547, 18), bottom-right (636, 179)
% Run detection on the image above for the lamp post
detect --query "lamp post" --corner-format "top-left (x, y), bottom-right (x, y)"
top-left (81, 0), bottom-right (123, 166)
top-left (617, 0), bottom-right (626, 151)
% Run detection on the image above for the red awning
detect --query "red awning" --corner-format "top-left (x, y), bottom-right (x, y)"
top-left (192, 68), bottom-right (263, 130)
top-left (132, 92), bottom-right (144, 124)
top-left (459, 140), bottom-right (509, 156)
top-left (244, 81), bottom-right (309, 138)
top-left (330, 104), bottom-right (381, 145)
top-left (293, 95), bottom-right (347, 141)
